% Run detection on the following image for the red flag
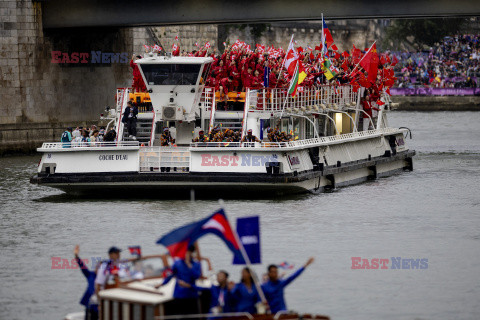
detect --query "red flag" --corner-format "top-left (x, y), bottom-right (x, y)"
top-left (359, 43), bottom-right (379, 83)
top-left (334, 52), bottom-right (341, 60)
top-left (352, 44), bottom-right (362, 63)
top-left (342, 51), bottom-right (350, 58)
top-left (128, 246), bottom-right (142, 257)
top-left (341, 60), bottom-right (349, 72)
top-left (380, 55), bottom-right (387, 65)
top-left (157, 209), bottom-right (241, 260)
top-left (322, 18), bottom-right (338, 51)
top-left (391, 55), bottom-right (399, 67)
top-left (376, 100), bottom-right (385, 106)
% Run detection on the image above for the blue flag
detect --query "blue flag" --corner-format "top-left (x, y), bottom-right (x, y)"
top-left (263, 67), bottom-right (270, 87)
top-left (233, 216), bottom-right (261, 264)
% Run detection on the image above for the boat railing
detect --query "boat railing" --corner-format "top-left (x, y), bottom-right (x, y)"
top-left (155, 312), bottom-right (328, 320)
top-left (39, 141), bottom-right (140, 150)
top-left (245, 85), bottom-right (358, 113)
top-left (203, 87), bottom-right (216, 112)
top-left (201, 85), bottom-right (358, 113)
top-left (190, 128), bottom-right (401, 150)
top-left (156, 312), bottom-right (254, 320)
top-left (139, 146), bottom-right (190, 172)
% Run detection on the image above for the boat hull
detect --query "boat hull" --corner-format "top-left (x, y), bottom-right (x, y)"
top-left (30, 150), bottom-right (415, 198)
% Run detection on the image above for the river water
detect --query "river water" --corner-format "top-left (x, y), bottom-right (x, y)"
top-left (0, 111), bottom-right (479, 320)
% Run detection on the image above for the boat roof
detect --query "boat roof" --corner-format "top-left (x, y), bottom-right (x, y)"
top-left (136, 55), bottom-right (214, 65)
top-left (98, 277), bottom-right (212, 305)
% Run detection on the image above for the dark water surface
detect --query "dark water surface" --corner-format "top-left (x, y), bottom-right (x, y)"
top-left (1, 111), bottom-right (479, 320)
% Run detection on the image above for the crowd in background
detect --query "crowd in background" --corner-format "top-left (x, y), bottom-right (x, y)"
top-left (393, 34), bottom-right (480, 88)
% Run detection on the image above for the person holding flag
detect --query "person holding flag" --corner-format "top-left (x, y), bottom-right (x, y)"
top-left (261, 257), bottom-right (315, 314)
top-left (158, 243), bottom-right (202, 315)
top-left (156, 209), bottom-right (270, 313)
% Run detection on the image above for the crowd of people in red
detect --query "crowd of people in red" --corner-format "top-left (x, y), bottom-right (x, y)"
top-left (131, 38), bottom-right (399, 113)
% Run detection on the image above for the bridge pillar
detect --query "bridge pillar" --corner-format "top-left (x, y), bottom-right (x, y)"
top-left (0, 0), bottom-right (150, 155)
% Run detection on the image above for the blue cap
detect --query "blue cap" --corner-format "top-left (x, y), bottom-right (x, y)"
top-left (108, 246), bottom-right (122, 254)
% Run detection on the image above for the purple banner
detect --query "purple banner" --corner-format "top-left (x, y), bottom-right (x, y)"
top-left (390, 88), bottom-right (480, 96)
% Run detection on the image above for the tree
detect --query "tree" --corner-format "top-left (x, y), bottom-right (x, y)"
top-left (384, 18), bottom-right (467, 50)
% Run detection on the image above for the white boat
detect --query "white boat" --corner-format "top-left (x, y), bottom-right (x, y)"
top-left (30, 54), bottom-right (415, 197)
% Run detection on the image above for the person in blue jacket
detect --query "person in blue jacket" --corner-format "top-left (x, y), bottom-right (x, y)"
top-left (261, 257), bottom-right (315, 314)
top-left (61, 127), bottom-right (73, 148)
top-left (74, 245), bottom-right (99, 320)
top-left (232, 267), bottom-right (261, 314)
top-left (161, 244), bottom-right (202, 315)
top-left (209, 270), bottom-right (235, 314)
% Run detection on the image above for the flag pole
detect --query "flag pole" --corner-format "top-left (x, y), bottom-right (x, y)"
top-left (321, 13), bottom-right (324, 52)
top-left (219, 201), bottom-right (269, 308)
top-left (279, 62), bottom-right (299, 119)
top-left (274, 34), bottom-right (294, 88)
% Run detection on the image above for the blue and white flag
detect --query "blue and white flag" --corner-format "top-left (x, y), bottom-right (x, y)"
top-left (233, 216), bottom-right (261, 264)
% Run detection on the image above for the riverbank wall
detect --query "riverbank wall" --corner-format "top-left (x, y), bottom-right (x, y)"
top-left (0, 121), bottom-right (103, 156)
top-left (392, 96), bottom-right (480, 111)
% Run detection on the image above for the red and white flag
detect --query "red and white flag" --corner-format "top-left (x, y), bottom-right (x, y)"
top-left (153, 44), bottom-right (162, 52)
top-left (143, 44), bottom-right (150, 51)
top-left (174, 35), bottom-right (179, 41)
top-left (284, 36), bottom-right (300, 76)
top-left (205, 41), bottom-right (211, 48)
top-left (172, 43), bottom-right (178, 51)
top-left (194, 42), bottom-right (199, 47)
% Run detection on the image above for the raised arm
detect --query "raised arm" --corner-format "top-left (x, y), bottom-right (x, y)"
top-left (74, 245), bottom-right (91, 279)
top-left (282, 257), bottom-right (314, 288)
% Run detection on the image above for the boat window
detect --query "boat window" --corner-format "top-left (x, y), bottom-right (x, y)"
top-left (305, 117), bottom-right (316, 138)
top-left (292, 117), bottom-right (300, 140)
top-left (141, 64), bottom-right (201, 85)
top-left (117, 257), bottom-right (168, 282)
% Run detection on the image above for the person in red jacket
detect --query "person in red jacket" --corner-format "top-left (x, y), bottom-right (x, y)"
top-left (269, 68), bottom-right (279, 88)
top-left (219, 76), bottom-right (234, 108)
top-left (242, 67), bottom-right (254, 90)
top-left (130, 55), bottom-right (146, 92)
top-left (362, 95), bottom-right (379, 131)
